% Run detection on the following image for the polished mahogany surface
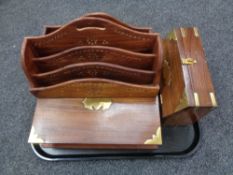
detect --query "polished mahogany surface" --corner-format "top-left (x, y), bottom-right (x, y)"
top-left (29, 97), bottom-right (161, 149)
top-left (161, 27), bottom-right (217, 125)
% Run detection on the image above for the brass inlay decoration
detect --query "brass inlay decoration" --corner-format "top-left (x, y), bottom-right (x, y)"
top-left (180, 27), bottom-right (186, 37)
top-left (76, 27), bottom-right (106, 31)
top-left (28, 127), bottom-right (44, 143)
top-left (167, 30), bottom-right (177, 41)
top-left (82, 98), bottom-right (112, 110)
top-left (194, 92), bottom-right (200, 106)
top-left (182, 58), bottom-right (197, 65)
top-left (193, 27), bottom-right (199, 37)
top-left (144, 127), bottom-right (162, 145)
top-left (175, 91), bottom-right (189, 112)
top-left (209, 92), bottom-right (218, 106)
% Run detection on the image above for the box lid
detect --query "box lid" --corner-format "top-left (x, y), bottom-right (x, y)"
top-left (28, 97), bottom-right (162, 149)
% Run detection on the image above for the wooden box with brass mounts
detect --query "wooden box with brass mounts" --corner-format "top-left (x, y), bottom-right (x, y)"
top-left (161, 27), bottom-right (218, 125)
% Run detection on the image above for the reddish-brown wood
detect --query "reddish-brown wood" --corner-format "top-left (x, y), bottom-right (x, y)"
top-left (32, 46), bottom-right (156, 72)
top-left (84, 12), bottom-right (152, 33)
top-left (43, 12), bottom-right (152, 34)
top-left (28, 17), bottom-right (158, 57)
top-left (21, 15), bottom-right (162, 98)
top-left (32, 62), bottom-right (156, 86)
top-left (22, 13), bottom-right (218, 151)
top-left (161, 27), bottom-right (217, 125)
top-left (30, 79), bottom-right (159, 98)
top-left (28, 97), bottom-right (161, 149)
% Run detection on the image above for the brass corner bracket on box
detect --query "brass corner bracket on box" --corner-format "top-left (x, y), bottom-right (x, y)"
top-left (175, 91), bottom-right (189, 112)
top-left (144, 127), bottom-right (162, 145)
top-left (28, 127), bottom-right (44, 143)
top-left (167, 30), bottom-right (177, 41)
top-left (82, 98), bottom-right (112, 111)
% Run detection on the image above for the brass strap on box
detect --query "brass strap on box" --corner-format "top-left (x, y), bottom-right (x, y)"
top-left (194, 92), bottom-right (200, 106)
top-left (193, 27), bottom-right (199, 37)
top-left (209, 92), bottom-right (218, 106)
top-left (180, 27), bottom-right (186, 37)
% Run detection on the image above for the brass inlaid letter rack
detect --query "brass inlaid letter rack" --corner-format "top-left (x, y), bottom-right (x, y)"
top-left (21, 12), bottom-right (217, 152)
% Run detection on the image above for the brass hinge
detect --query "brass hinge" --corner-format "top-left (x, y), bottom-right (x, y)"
top-left (182, 58), bottom-right (197, 65)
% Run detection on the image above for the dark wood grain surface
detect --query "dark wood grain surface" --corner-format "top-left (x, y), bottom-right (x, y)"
top-left (28, 97), bottom-right (161, 149)
top-left (161, 27), bottom-right (217, 125)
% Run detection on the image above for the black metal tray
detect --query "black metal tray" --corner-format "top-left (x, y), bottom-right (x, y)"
top-left (31, 122), bottom-right (201, 161)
